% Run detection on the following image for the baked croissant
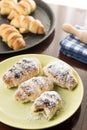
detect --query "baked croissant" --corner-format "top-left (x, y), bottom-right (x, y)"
top-left (3, 57), bottom-right (42, 88)
top-left (0, 24), bottom-right (26, 50)
top-left (14, 76), bottom-right (54, 103)
top-left (0, 0), bottom-right (17, 15)
top-left (32, 91), bottom-right (62, 120)
top-left (8, 0), bottom-right (36, 20)
top-left (0, 0), bottom-right (17, 1)
top-left (43, 61), bottom-right (78, 90)
top-left (10, 15), bottom-right (45, 34)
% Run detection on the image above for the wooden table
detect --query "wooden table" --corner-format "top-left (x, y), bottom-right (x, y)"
top-left (0, 3), bottom-right (87, 130)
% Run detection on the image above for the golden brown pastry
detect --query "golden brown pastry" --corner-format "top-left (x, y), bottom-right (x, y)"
top-left (0, 0), bottom-right (17, 15)
top-left (32, 91), bottom-right (62, 120)
top-left (8, 0), bottom-right (36, 20)
top-left (0, 0), bottom-right (17, 1)
top-left (3, 57), bottom-right (42, 88)
top-left (19, 0), bottom-right (36, 14)
top-left (0, 24), bottom-right (26, 50)
top-left (10, 15), bottom-right (45, 34)
top-left (43, 61), bottom-right (78, 90)
top-left (14, 76), bottom-right (54, 103)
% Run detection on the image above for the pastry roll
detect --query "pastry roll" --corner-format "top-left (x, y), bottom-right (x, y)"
top-left (0, 0), bottom-right (17, 2)
top-left (0, 0), bottom-right (36, 18)
top-left (19, 0), bottom-right (36, 14)
top-left (0, 0), bottom-right (17, 15)
top-left (14, 76), bottom-right (54, 103)
top-left (32, 91), bottom-right (62, 120)
top-left (8, 0), bottom-right (36, 20)
top-left (10, 15), bottom-right (45, 34)
top-left (43, 61), bottom-right (78, 90)
top-left (0, 24), bottom-right (26, 50)
top-left (3, 58), bottom-right (41, 88)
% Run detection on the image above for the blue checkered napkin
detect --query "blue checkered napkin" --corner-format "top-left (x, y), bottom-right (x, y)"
top-left (60, 25), bottom-right (87, 64)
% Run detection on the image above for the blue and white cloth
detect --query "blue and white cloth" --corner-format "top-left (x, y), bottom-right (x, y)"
top-left (60, 25), bottom-right (87, 64)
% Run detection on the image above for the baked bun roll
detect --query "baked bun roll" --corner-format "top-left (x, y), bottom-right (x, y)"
top-left (8, 0), bottom-right (36, 20)
top-left (0, 0), bottom-right (36, 19)
top-left (0, 24), bottom-right (26, 50)
top-left (0, 0), bottom-right (17, 15)
top-left (43, 61), bottom-right (78, 90)
top-left (32, 91), bottom-right (62, 120)
top-left (14, 76), bottom-right (54, 103)
top-left (3, 58), bottom-right (42, 88)
top-left (10, 15), bottom-right (45, 34)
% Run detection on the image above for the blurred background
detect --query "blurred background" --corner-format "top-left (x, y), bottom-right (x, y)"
top-left (43, 0), bottom-right (87, 9)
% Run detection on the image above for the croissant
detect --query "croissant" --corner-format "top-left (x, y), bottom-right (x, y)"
top-left (0, 0), bottom-right (17, 1)
top-left (8, 0), bottom-right (36, 20)
top-left (10, 15), bottom-right (45, 34)
top-left (20, 0), bottom-right (36, 13)
top-left (0, 24), bottom-right (26, 50)
top-left (14, 76), bottom-right (54, 103)
top-left (32, 91), bottom-right (62, 120)
top-left (0, 0), bottom-right (17, 15)
top-left (3, 57), bottom-right (42, 88)
top-left (43, 61), bottom-right (78, 90)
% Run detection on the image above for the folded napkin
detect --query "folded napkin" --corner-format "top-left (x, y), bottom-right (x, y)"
top-left (60, 25), bottom-right (87, 64)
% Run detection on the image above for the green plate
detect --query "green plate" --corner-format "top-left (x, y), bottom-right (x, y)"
top-left (0, 54), bottom-right (84, 129)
